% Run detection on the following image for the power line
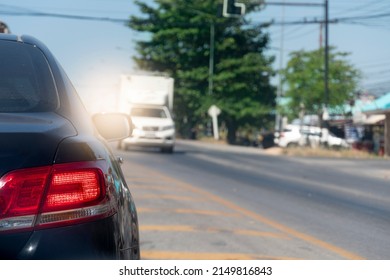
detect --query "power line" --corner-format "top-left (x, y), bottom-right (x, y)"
top-left (283, 25), bottom-right (319, 41)
top-left (0, 11), bottom-right (128, 23)
top-left (357, 60), bottom-right (390, 69)
top-left (331, 0), bottom-right (388, 17)
top-left (271, 24), bottom-right (317, 41)
top-left (337, 12), bottom-right (390, 22)
top-left (1, 8), bottom-right (389, 27)
top-left (263, 1), bottom-right (324, 7)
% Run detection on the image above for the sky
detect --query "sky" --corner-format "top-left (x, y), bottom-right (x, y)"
top-left (0, 0), bottom-right (389, 113)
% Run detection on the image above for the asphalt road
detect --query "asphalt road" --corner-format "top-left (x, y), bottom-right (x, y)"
top-left (114, 140), bottom-right (390, 260)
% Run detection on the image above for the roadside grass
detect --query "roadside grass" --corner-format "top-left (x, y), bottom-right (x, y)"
top-left (198, 136), bottom-right (228, 145)
top-left (196, 137), bottom-right (385, 159)
top-left (281, 146), bottom-right (384, 159)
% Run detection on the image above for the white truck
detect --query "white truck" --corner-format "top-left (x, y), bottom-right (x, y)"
top-left (117, 74), bottom-right (175, 153)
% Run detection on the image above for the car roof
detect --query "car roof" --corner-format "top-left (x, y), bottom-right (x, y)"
top-left (0, 34), bottom-right (54, 62)
top-left (0, 33), bottom-right (42, 45)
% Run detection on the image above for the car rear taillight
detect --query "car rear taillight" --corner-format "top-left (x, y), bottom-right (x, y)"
top-left (0, 161), bottom-right (116, 233)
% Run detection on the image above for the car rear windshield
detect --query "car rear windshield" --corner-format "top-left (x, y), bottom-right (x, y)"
top-left (0, 40), bottom-right (58, 112)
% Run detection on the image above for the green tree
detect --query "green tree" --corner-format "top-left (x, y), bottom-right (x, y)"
top-left (129, 0), bottom-right (276, 144)
top-left (282, 47), bottom-right (361, 119)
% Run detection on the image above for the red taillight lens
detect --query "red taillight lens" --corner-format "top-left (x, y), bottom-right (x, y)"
top-left (0, 161), bottom-right (114, 233)
top-left (0, 167), bottom-right (50, 218)
top-left (43, 169), bottom-right (104, 212)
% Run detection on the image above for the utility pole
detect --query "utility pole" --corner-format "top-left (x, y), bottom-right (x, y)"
top-left (324, 0), bottom-right (329, 109)
top-left (263, 1), bottom-right (329, 109)
top-left (319, 22), bottom-right (323, 48)
top-left (276, 1), bottom-right (285, 133)
top-left (209, 21), bottom-right (215, 95)
top-left (223, 1), bottom-right (331, 123)
top-left (189, 8), bottom-right (217, 96)
top-left (256, 1), bottom-right (331, 122)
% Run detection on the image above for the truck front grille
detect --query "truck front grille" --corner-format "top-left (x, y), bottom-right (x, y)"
top-left (143, 126), bottom-right (159, 131)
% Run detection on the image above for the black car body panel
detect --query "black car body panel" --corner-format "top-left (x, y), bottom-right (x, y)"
top-left (0, 112), bottom-right (77, 176)
top-left (3, 216), bottom-right (117, 260)
top-left (0, 34), bottom-right (140, 259)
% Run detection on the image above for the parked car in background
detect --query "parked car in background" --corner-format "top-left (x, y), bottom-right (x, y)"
top-left (321, 129), bottom-right (350, 149)
top-left (0, 34), bottom-right (140, 259)
top-left (275, 124), bottom-right (349, 149)
top-left (274, 124), bottom-right (303, 148)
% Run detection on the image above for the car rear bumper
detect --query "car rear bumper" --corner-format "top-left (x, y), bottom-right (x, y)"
top-left (123, 138), bottom-right (175, 148)
top-left (0, 214), bottom-right (135, 260)
top-left (122, 129), bottom-right (175, 148)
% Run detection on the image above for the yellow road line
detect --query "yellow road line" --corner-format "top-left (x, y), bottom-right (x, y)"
top-left (233, 229), bottom-right (288, 238)
top-left (137, 207), bottom-right (156, 213)
top-left (130, 185), bottom-right (181, 191)
top-left (141, 250), bottom-right (297, 260)
top-left (180, 182), bottom-right (364, 260)
top-left (137, 207), bottom-right (240, 217)
top-left (175, 208), bottom-right (240, 217)
top-left (141, 225), bottom-right (194, 232)
top-left (130, 162), bottom-right (364, 260)
top-left (127, 177), bottom-right (172, 183)
top-left (140, 225), bottom-right (289, 239)
top-left (136, 194), bottom-right (201, 201)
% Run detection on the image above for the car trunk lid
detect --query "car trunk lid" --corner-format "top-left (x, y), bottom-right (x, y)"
top-left (0, 112), bottom-right (76, 258)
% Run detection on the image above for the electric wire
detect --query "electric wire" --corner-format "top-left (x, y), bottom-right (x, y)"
top-left (2, 1), bottom-right (389, 94)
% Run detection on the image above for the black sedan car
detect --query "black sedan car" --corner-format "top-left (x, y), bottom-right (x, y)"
top-left (0, 34), bottom-right (140, 259)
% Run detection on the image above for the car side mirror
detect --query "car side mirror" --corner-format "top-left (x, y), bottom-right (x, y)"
top-left (92, 112), bottom-right (133, 142)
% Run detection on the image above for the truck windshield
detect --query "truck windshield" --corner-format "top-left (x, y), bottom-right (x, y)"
top-left (131, 107), bottom-right (167, 118)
